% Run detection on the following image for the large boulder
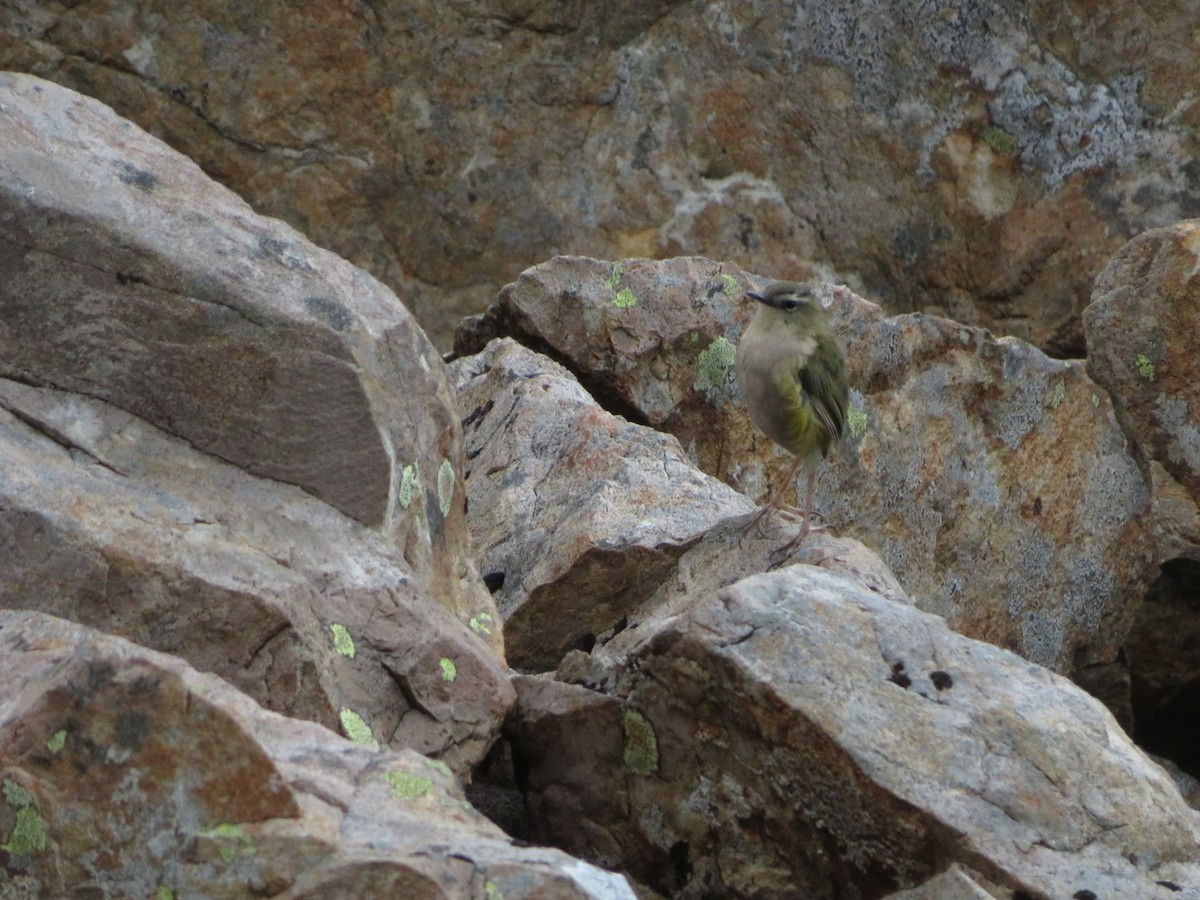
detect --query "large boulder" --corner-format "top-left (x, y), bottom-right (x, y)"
top-left (0, 610), bottom-right (635, 899)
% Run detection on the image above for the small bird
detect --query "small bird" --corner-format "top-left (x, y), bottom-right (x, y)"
top-left (735, 280), bottom-right (849, 551)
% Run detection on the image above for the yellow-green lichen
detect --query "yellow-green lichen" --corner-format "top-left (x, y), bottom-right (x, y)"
top-left (958, 329), bottom-right (970, 343)
top-left (694, 336), bottom-right (737, 396)
top-left (606, 263), bottom-right (624, 288)
top-left (156, 888), bottom-right (174, 900)
top-left (398, 463), bottom-right (420, 509)
top-left (425, 758), bottom-right (452, 777)
top-left (613, 286), bottom-right (638, 309)
top-left (330, 623), bottom-right (356, 658)
top-left (207, 823), bottom-right (255, 864)
top-left (623, 710), bottom-right (659, 775)
top-left (3, 780), bottom-right (33, 809)
top-left (338, 708), bottom-right (380, 751)
top-left (469, 613), bottom-right (494, 635)
top-left (1091, 394), bottom-right (1100, 408)
top-left (721, 273), bottom-right (740, 295)
top-left (439, 657), bottom-right (457, 683)
top-left (45, 730), bottom-right (67, 754)
top-left (981, 126), bottom-right (1018, 154)
top-left (847, 405), bottom-right (869, 439)
top-left (3, 806), bottom-right (47, 856)
top-left (486, 881), bottom-right (505, 900)
top-left (1136, 354), bottom-right (1156, 382)
top-left (382, 770), bottom-right (433, 800)
top-left (437, 459), bottom-right (456, 516)
top-left (1050, 381), bottom-right (1067, 409)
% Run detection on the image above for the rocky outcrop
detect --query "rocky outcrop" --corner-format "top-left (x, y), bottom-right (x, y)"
top-left (6, 1), bottom-right (1199, 351)
top-left (459, 256), bottom-right (1155, 675)
top-left (0, 610), bottom-right (635, 899)
top-left (0, 73), bottom-right (509, 772)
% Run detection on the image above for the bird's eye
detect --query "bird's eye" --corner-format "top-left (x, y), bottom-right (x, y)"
top-left (780, 299), bottom-right (801, 311)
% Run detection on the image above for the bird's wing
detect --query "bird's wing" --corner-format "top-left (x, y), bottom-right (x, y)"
top-left (798, 332), bottom-right (849, 439)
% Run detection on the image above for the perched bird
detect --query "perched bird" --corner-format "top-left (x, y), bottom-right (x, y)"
top-left (735, 280), bottom-right (849, 551)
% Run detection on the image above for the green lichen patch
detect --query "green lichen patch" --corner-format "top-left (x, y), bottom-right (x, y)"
top-left (1049, 381), bottom-right (1067, 409)
top-left (437, 459), bottom-right (456, 517)
top-left (439, 658), bottom-right (457, 683)
top-left (1091, 394), bottom-right (1100, 408)
top-left (425, 758), bottom-right (453, 777)
top-left (623, 709), bottom-right (659, 775)
top-left (721, 273), bottom-right (740, 295)
top-left (486, 881), bottom-right (505, 900)
top-left (207, 823), bottom-right (255, 864)
top-left (847, 405), bottom-right (869, 440)
top-left (330, 623), bottom-right (356, 658)
top-left (981, 126), bottom-right (1018, 154)
top-left (156, 888), bottom-right (175, 900)
top-left (606, 263), bottom-right (624, 288)
top-left (3, 779), bottom-right (34, 809)
top-left (613, 286), bottom-right (638, 309)
top-left (382, 770), bottom-right (433, 801)
top-left (1136, 353), bottom-right (1156, 382)
top-left (398, 463), bottom-right (420, 509)
top-left (694, 336), bottom-right (737, 396)
top-left (469, 613), bottom-right (494, 635)
top-left (338, 708), bottom-right (380, 751)
top-left (3, 806), bottom-right (47, 856)
top-left (45, 730), bottom-right (67, 754)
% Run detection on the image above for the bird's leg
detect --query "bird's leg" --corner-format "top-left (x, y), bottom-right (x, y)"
top-left (777, 471), bottom-right (830, 555)
top-left (741, 456), bottom-right (804, 537)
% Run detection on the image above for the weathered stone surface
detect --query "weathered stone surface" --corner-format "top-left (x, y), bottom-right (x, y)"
top-left (0, 610), bottom-right (635, 899)
top-left (449, 338), bottom-right (753, 672)
top-left (512, 566), bottom-right (1200, 899)
top-left (5, 2), bottom-right (1199, 353)
top-left (0, 72), bottom-right (488, 631)
top-left (1085, 218), bottom-right (1200, 560)
top-left (0, 378), bottom-right (511, 772)
top-left (462, 256), bottom-right (1154, 674)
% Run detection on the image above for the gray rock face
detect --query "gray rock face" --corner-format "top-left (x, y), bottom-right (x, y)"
top-left (449, 338), bottom-right (754, 672)
top-left (0, 610), bottom-right (635, 899)
top-left (5, 2), bottom-right (1199, 353)
top-left (512, 566), bottom-right (1200, 899)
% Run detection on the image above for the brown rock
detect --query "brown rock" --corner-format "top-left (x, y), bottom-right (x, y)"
top-left (0, 378), bottom-right (511, 772)
top-left (462, 256), bottom-right (1154, 674)
top-left (449, 338), bottom-right (753, 672)
top-left (0, 72), bottom-right (487, 633)
top-left (510, 566), bottom-right (1200, 899)
top-left (0, 610), bottom-right (635, 899)
top-left (5, 3), bottom-right (1199, 353)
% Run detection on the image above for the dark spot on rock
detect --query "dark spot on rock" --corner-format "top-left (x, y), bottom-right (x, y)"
top-left (1073, 890), bottom-right (1098, 900)
top-left (889, 661), bottom-right (912, 689)
top-left (482, 572), bottom-right (505, 593)
top-left (114, 710), bottom-right (150, 752)
top-left (1012, 892), bottom-right (1036, 900)
top-left (462, 399), bottom-right (494, 430)
top-left (930, 671), bottom-right (954, 690)
top-left (611, 617), bottom-right (628, 637)
top-left (1156, 881), bottom-right (1183, 892)
top-left (467, 191), bottom-right (478, 203)
top-left (113, 160), bottom-right (159, 191)
top-left (115, 271), bottom-right (149, 287)
top-left (303, 295), bottom-right (353, 331)
top-left (1033, 496), bottom-right (1042, 516)
top-left (669, 841), bottom-right (692, 889)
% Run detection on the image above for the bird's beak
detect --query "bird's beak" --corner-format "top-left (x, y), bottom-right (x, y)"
top-left (746, 290), bottom-right (768, 305)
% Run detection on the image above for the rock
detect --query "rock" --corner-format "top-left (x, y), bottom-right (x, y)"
top-left (0, 72), bottom-right (488, 633)
top-left (1084, 218), bottom-right (1200, 562)
top-left (0, 610), bottom-right (636, 899)
top-left (0, 378), bottom-right (512, 772)
top-left (509, 566), bottom-right (1200, 899)
top-left (6, 3), bottom-right (1200, 353)
top-left (462, 256), bottom-right (1154, 674)
top-left (448, 337), bottom-right (754, 672)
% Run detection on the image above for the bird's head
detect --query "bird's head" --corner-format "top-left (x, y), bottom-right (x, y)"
top-left (745, 281), bottom-right (827, 331)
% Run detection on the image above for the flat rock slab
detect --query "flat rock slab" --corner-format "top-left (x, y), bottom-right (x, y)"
top-left (0, 610), bottom-right (634, 899)
top-left (462, 256), bottom-right (1155, 674)
top-left (511, 566), bottom-right (1200, 899)
top-left (0, 72), bottom-right (484, 624)
top-left (450, 338), bottom-right (753, 672)
top-left (0, 379), bottom-right (512, 772)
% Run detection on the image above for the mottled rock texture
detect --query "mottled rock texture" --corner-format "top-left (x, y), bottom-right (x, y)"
top-left (5, 1), bottom-right (1198, 350)
top-left (449, 338), bottom-right (754, 672)
top-left (0, 73), bottom-right (510, 771)
top-left (0, 611), bottom-right (635, 899)
top-left (511, 566), bottom-right (1200, 899)
top-left (461, 256), bottom-right (1155, 675)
